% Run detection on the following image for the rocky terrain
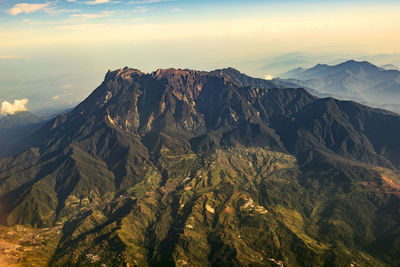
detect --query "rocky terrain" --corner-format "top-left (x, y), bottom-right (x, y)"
top-left (0, 67), bottom-right (399, 266)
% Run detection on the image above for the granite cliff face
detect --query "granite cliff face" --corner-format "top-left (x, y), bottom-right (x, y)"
top-left (0, 67), bottom-right (400, 266)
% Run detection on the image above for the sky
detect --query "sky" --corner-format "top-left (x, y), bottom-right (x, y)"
top-left (0, 0), bottom-right (400, 114)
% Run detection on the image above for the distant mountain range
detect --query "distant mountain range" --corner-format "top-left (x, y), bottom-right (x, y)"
top-left (221, 52), bottom-right (400, 78)
top-left (0, 111), bottom-right (41, 129)
top-left (0, 111), bottom-right (46, 157)
top-left (280, 60), bottom-right (400, 113)
top-left (0, 67), bottom-right (400, 266)
top-left (380, 64), bottom-right (399, 71)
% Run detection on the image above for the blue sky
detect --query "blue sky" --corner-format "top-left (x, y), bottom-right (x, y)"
top-left (0, 0), bottom-right (399, 114)
top-left (0, 1), bottom-right (397, 22)
top-left (1, 0), bottom-right (399, 54)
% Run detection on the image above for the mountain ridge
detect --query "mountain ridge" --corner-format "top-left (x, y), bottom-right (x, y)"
top-left (0, 111), bottom-right (41, 129)
top-left (280, 60), bottom-right (400, 113)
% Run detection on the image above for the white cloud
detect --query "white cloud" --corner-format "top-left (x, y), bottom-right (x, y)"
top-left (171, 8), bottom-right (183, 12)
top-left (52, 95), bottom-right (60, 100)
top-left (85, 0), bottom-right (110, 5)
top-left (7, 3), bottom-right (50, 15)
top-left (67, 0), bottom-right (76, 2)
top-left (1, 99), bottom-right (29, 115)
top-left (264, 74), bottom-right (273, 80)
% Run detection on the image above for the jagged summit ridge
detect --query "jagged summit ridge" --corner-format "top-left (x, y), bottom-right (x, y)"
top-left (37, 66), bottom-right (400, 168)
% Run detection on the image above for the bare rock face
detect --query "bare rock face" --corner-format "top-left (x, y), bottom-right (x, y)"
top-left (1, 67), bottom-right (400, 266)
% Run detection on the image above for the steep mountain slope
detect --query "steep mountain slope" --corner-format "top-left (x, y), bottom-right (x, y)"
top-left (0, 67), bottom-right (400, 266)
top-left (281, 60), bottom-right (400, 113)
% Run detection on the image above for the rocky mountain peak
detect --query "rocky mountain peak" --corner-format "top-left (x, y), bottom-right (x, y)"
top-left (1, 66), bottom-right (400, 266)
top-left (104, 67), bottom-right (144, 82)
top-left (152, 68), bottom-right (205, 78)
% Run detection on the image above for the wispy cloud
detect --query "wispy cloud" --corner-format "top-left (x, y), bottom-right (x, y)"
top-left (7, 3), bottom-right (50, 15)
top-left (171, 8), bottom-right (183, 12)
top-left (0, 55), bottom-right (20, 59)
top-left (133, 7), bottom-right (148, 13)
top-left (85, 0), bottom-right (110, 5)
top-left (1, 99), bottom-right (29, 115)
top-left (128, 0), bottom-right (165, 4)
top-left (45, 7), bottom-right (82, 15)
top-left (70, 11), bottom-right (113, 19)
top-left (52, 95), bottom-right (60, 100)
top-left (71, 13), bottom-right (109, 19)
top-left (142, 0), bottom-right (164, 3)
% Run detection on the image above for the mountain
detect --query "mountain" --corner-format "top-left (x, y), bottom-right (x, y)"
top-left (257, 52), bottom-right (351, 76)
top-left (0, 111), bottom-right (46, 157)
top-left (210, 67), bottom-right (303, 89)
top-left (358, 54), bottom-right (400, 69)
top-left (380, 64), bottom-right (399, 71)
top-left (280, 60), bottom-right (400, 113)
top-left (0, 111), bottom-right (41, 129)
top-left (0, 67), bottom-right (400, 266)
